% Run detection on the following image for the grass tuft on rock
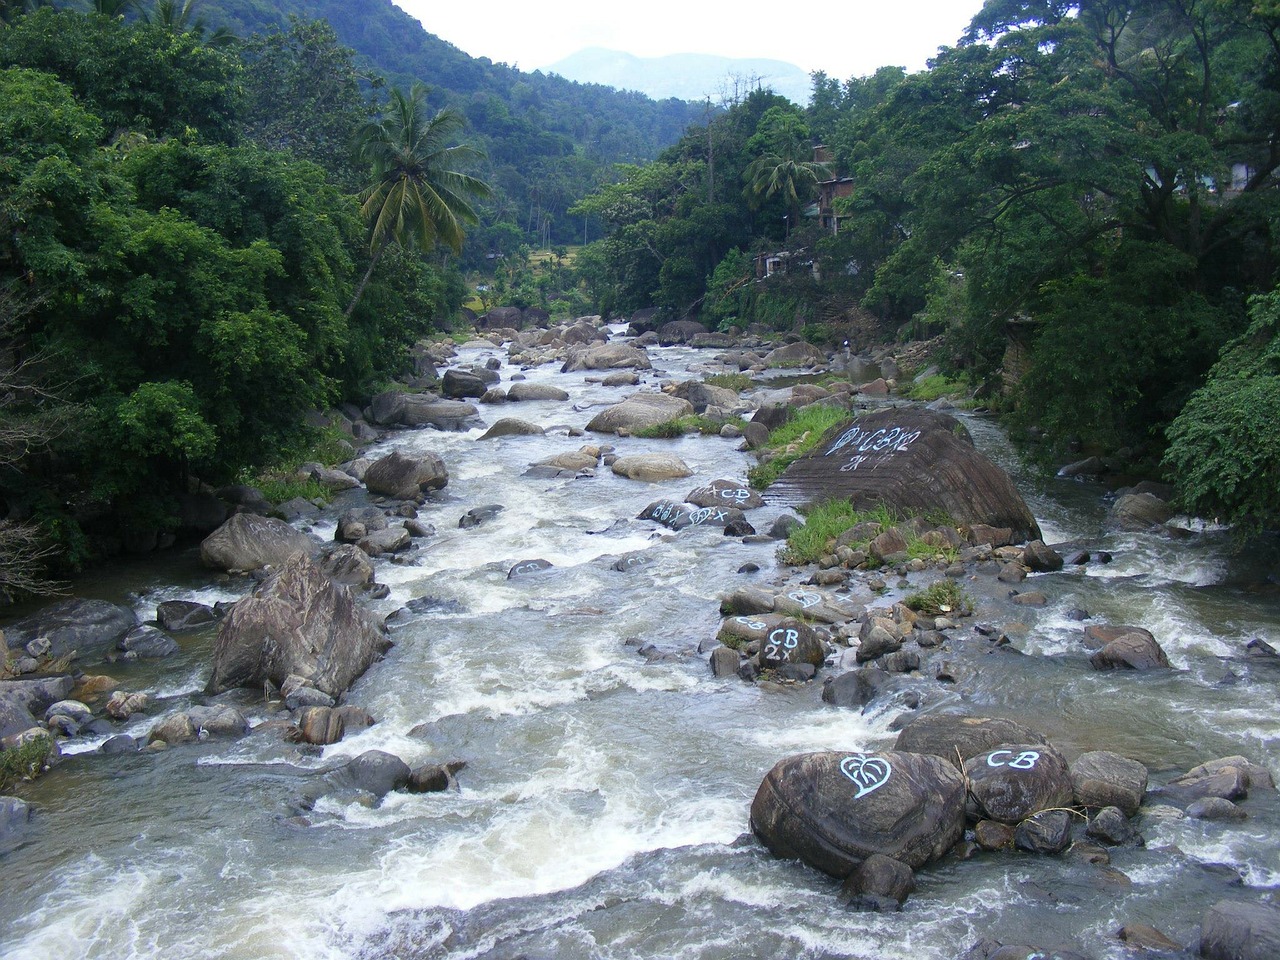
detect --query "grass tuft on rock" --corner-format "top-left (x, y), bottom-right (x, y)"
top-left (0, 735), bottom-right (54, 791)
top-left (705, 372), bottom-right (753, 392)
top-left (904, 579), bottom-right (971, 616)
top-left (747, 405), bottom-right (851, 489)
top-left (634, 415), bottom-right (738, 439)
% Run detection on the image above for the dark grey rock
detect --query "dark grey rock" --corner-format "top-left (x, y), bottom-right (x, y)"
top-left (893, 714), bottom-right (1048, 767)
top-left (1013, 810), bottom-right (1073, 855)
top-left (200, 514), bottom-right (316, 573)
top-left (1085, 806), bottom-right (1142, 846)
top-left (1201, 900), bottom-right (1280, 960)
top-left (118, 624), bottom-right (179, 658)
top-left (964, 744), bottom-right (1074, 825)
top-left (3, 598), bottom-right (138, 661)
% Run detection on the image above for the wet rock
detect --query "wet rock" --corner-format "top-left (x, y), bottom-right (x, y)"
top-left (364, 450), bottom-right (449, 499)
top-left (155, 600), bottom-right (219, 632)
top-left (562, 342), bottom-right (652, 373)
top-left (1089, 631), bottom-right (1172, 671)
top-left (881, 650), bottom-right (920, 674)
top-left (1185, 757), bottom-right (1275, 792)
top-left (320, 544), bottom-right (376, 589)
top-left (757, 618), bottom-right (826, 670)
top-left (207, 552), bottom-right (391, 699)
top-left (964, 744), bottom-right (1074, 825)
top-left (118, 624), bottom-right (178, 659)
top-left (997, 563), bottom-right (1027, 584)
top-left (750, 750), bottom-right (967, 875)
top-left (1013, 809), bottom-right (1073, 855)
top-left (586, 392), bottom-right (693, 434)
top-left (776, 662), bottom-right (817, 682)
top-left (1085, 806), bottom-right (1141, 846)
top-left (331, 750), bottom-right (412, 799)
top-left (1082, 623), bottom-right (1154, 651)
top-left (838, 853), bottom-right (915, 908)
top-left (768, 409), bottom-right (1040, 543)
top-left (201, 513), bottom-right (316, 573)
top-left (1116, 924), bottom-right (1182, 953)
top-left (856, 622), bottom-right (901, 663)
top-left (710, 646), bottom-right (740, 677)
top-left (1021, 540), bottom-right (1064, 572)
top-left (399, 396), bottom-right (481, 431)
top-left (962, 940), bottom-right (1091, 960)
top-left (479, 418), bottom-right (545, 440)
top-left (1070, 751), bottom-right (1149, 816)
top-left (3, 598), bottom-right (139, 662)
top-left (100, 734), bottom-right (140, 754)
top-left (147, 712), bottom-right (198, 745)
top-left (306, 464), bottom-right (360, 492)
top-left (1110, 492), bottom-right (1174, 530)
top-left (43, 699), bottom-right (92, 726)
top-left (1058, 456), bottom-right (1106, 478)
top-left (822, 668), bottom-right (893, 711)
top-left (611, 454), bottom-right (694, 482)
top-left (105, 691), bottom-right (148, 721)
top-left (0, 677), bottom-right (75, 739)
top-left (601, 371), bottom-right (640, 386)
top-left (719, 588), bottom-right (776, 617)
top-left (442, 368), bottom-right (488, 399)
top-left (290, 705), bottom-right (375, 745)
top-left (187, 705), bottom-right (249, 740)
top-left (1201, 900), bottom-right (1280, 960)
top-left (357, 527), bottom-right (411, 556)
top-left (0, 795), bottom-right (32, 848)
top-left (893, 714), bottom-right (1048, 767)
top-left (1010, 591), bottom-right (1047, 607)
top-left (687, 479), bottom-right (763, 510)
top-left (459, 505), bottom-right (504, 529)
top-left (408, 759), bottom-right (466, 793)
top-left (763, 341), bottom-right (826, 367)
top-left (506, 382), bottom-right (569, 402)
top-left (1187, 797), bottom-right (1249, 821)
top-left (974, 820), bottom-right (1016, 851)
top-left (508, 559), bottom-right (554, 579)
top-left (968, 525), bottom-right (1015, 548)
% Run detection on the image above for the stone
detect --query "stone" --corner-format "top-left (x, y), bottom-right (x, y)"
top-left (1185, 757), bottom-right (1274, 791)
top-left (586, 392), bottom-right (694, 434)
top-left (508, 559), bottom-right (554, 579)
top-left (291, 705), bottom-right (375, 745)
top-left (561, 342), bottom-right (652, 373)
top-left (1186, 797), bottom-right (1248, 821)
top-left (710, 646), bottom-right (740, 677)
top-left (307, 465), bottom-right (360, 492)
top-left (100, 734), bottom-right (139, 754)
top-left (200, 513), bottom-right (315, 573)
top-left (856, 624), bottom-right (901, 663)
top-left (478, 418), bottom-right (545, 440)
top-left (407, 759), bottom-right (466, 793)
top-left (686, 479), bottom-right (763, 510)
top-left (974, 820), bottom-right (1016, 851)
top-left (358, 527), bottom-right (411, 557)
top-left (2, 598), bottom-right (138, 661)
top-left (1021, 540), bottom-right (1064, 572)
top-left (611, 454), bottom-right (694, 482)
top-left (757, 617), bottom-right (826, 670)
top-left (893, 714), bottom-right (1048, 767)
top-left (118, 624), bottom-right (178, 659)
top-left (1201, 900), bottom-right (1280, 960)
top-left (1082, 623), bottom-right (1155, 650)
top-left (105, 691), bottom-right (148, 721)
top-left (1070, 751), bottom-right (1149, 816)
top-left (442, 368), bottom-right (488, 398)
top-left (364, 450), bottom-right (449, 499)
top-left (147, 712), bottom-right (198, 745)
top-left (763, 341), bottom-right (826, 368)
top-left (186, 705), bottom-right (249, 739)
top-left (1111, 492), bottom-right (1175, 530)
top-left (155, 600), bottom-right (219, 632)
top-left (839, 854), bottom-right (915, 908)
top-left (1089, 631), bottom-right (1172, 671)
top-left (719, 587), bottom-right (776, 617)
top-left (751, 750), bottom-right (966, 875)
top-left (331, 750), bottom-right (412, 799)
top-left (320, 544), bottom-right (376, 588)
top-left (459, 505), bottom-right (504, 528)
top-left (1013, 809), bottom-right (1073, 855)
top-left (1153, 767), bottom-right (1248, 808)
top-left (964, 744), bottom-right (1074, 825)
top-left (0, 677), bottom-right (75, 739)
top-left (398, 396), bottom-right (481, 431)
top-left (768, 409), bottom-right (1041, 543)
top-left (1086, 806), bottom-right (1141, 846)
top-left (207, 552), bottom-right (391, 699)
top-left (823, 669), bottom-right (891, 710)
top-left (506, 382), bottom-right (569, 402)
top-left (1116, 924), bottom-right (1182, 953)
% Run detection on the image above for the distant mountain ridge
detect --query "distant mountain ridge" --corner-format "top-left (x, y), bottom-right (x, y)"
top-left (545, 47), bottom-right (812, 105)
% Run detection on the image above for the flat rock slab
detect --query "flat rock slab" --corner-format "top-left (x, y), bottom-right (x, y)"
top-left (611, 454), bottom-right (693, 483)
top-left (586, 393), bottom-right (693, 434)
top-left (767, 408), bottom-right (1041, 544)
top-left (3, 598), bottom-right (138, 661)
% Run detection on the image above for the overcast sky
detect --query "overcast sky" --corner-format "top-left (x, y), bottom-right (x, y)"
top-left (392, 1), bottom-right (989, 81)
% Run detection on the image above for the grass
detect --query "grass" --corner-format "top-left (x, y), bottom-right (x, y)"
top-left (634, 415), bottom-right (742, 439)
top-left (0, 735), bottom-right (54, 791)
top-left (256, 474), bottom-right (330, 505)
top-left (903, 373), bottom-right (968, 402)
top-left (705, 373), bottom-right (753, 392)
top-left (780, 500), bottom-right (960, 567)
top-left (904, 579), bottom-right (972, 616)
top-left (747, 404), bottom-right (851, 490)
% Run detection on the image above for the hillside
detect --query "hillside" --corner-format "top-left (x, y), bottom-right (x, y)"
top-left (200, 0), bottom-right (708, 249)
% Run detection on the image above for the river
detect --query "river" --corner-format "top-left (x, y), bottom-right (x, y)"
top-left (2, 337), bottom-right (1278, 960)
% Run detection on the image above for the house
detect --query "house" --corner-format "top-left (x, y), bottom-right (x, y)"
top-left (812, 145), bottom-right (855, 234)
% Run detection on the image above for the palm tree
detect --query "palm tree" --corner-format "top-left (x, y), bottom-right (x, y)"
top-left (346, 83), bottom-right (492, 317)
top-left (145, 0), bottom-right (235, 46)
top-left (87, 0), bottom-right (140, 17)
top-left (0, 0), bottom-right (53, 25)
top-left (744, 147), bottom-right (831, 241)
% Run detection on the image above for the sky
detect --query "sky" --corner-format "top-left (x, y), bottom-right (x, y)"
top-left (392, 1), bottom-right (990, 81)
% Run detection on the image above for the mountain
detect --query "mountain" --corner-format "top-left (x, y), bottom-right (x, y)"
top-left (545, 48), bottom-right (812, 106)
top-left (197, 0), bottom-right (707, 250)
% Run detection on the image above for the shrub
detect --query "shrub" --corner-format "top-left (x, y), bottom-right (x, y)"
top-left (904, 579), bottom-right (971, 616)
top-left (0, 735), bottom-right (54, 791)
top-left (705, 372), bottom-right (752, 392)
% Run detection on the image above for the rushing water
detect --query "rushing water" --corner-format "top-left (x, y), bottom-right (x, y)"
top-left (3, 339), bottom-right (1279, 960)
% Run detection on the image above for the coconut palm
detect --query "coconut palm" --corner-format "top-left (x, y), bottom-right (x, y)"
top-left (346, 83), bottom-right (491, 316)
top-left (744, 148), bottom-right (831, 240)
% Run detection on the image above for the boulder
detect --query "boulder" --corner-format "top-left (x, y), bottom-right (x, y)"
top-left (763, 341), bottom-right (826, 368)
top-left (1013, 809), bottom-right (1072, 855)
top-left (562, 342), bottom-right (652, 373)
top-left (1201, 900), bottom-right (1280, 960)
top-left (1110, 492), bottom-right (1175, 530)
top-left (291, 705), bottom-right (375, 745)
top-left (757, 617), bottom-right (826, 670)
top-left (319, 544), bottom-right (376, 589)
top-left (586, 393), bottom-right (694, 434)
top-left (1185, 757), bottom-right (1274, 791)
top-left (364, 450), bottom-right (449, 499)
top-left (506, 382), bottom-right (569, 402)
top-left (710, 646), bottom-right (740, 677)
top-left (186, 705), bottom-right (249, 739)
top-left (3, 598), bottom-right (138, 661)
top-left (839, 853), bottom-right (915, 909)
top-left (399, 396), bottom-right (481, 431)
top-left (1154, 765), bottom-right (1248, 807)
top-left (611, 454), bottom-right (694, 483)
top-left (822, 667), bottom-right (891, 710)
top-left (1089, 631), bottom-right (1172, 670)
top-left (1085, 805), bottom-right (1141, 845)
top-left (964, 744), bottom-right (1074, 825)
top-left (657, 320), bottom-right (708, 344)
top-left (0, 795), bottom-right (32, 850)
top-left (670, 380), bottom-right (744, 414)
top-left (893, 714), bottom-right (1048, 767)
top-left (200, 513), bottom-right (315, 573)
top-left (330, 749), bottom-right (411, 799)
top-left (768, 409), bottom-right (1041, 543)
top-left (442, 368), bottom-right (488, 399)
top-left (105, 691), bottom-right (148, 721)
top-left (206, 552), bottom-right (391, 699)
top-left (459, 505), bottom-right (504, 528)
top-left (478, 418), bottom-right (545, 440)
top-left (686, 479), bottom-right (763, 510)
top-left (508, 559), bottom-right (554, 579)
top-left (1186, 797), bottom-right (1247, 821)
top-left (1070, 751), bottom-right (1149, 816)
top-left (147, 712), bottom-right (198, 745)
top-left (407, 759), bottom-right (466, 793)
top-left (155, 600), bottom-right (219, 632)
top-left (358, 527), bottom-right (411, 557)
top-left (117, 625), bottom-right (179, 659)
top-left (1021, 540), bottom-right (1064, 572)
top-left (0, 677), bottom-right (74, 739)
top-left (750, 750), bottom-right (967, 875)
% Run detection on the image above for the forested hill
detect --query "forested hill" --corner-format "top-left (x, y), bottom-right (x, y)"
top-left (199, 0), bottom-right (707, 249)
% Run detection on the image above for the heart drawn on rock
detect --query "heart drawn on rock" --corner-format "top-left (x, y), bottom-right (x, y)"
top-left (839, 754), bottom-right (892, 800)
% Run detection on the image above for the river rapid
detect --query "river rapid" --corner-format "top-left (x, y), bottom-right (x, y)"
top-left (2, 337), bottom-right (1279, 960)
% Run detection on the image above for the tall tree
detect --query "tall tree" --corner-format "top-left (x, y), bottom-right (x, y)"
top-left (347, 83), bottom-right (491, 316)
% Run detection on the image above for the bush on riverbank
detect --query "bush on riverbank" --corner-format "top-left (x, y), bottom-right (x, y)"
top-left (747, 405), bottom-right (851, 490)
top-left (0, 736), bottom-right (54, 792)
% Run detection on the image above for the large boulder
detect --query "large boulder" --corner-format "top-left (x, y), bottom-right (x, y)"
top-left (670, 380), bottom-right (745, 414)
top-left (892, 714), bottom-right (1049, 767)
top-left (763, 341), bottom-right (826, 368)
top-left (963, 744), bottom-right (1074, 825)
top-left (657, 320), bottom-right (708, 344)
top-left (478, 418), bottom-right (545, 440)
top-left (586, 393), bottom-right (694, 434)
top-left (611, 454), bottom-right (694, 483)
top-left (3, 598), bottom-right (138, 661)
top-left (1070, 751), bottom-right (1149, 816)
top-left (750, 750), bottom-right (967, 875)
top-left (687, 479), bottom-right (764, 510)
top-left (399, 395), bottom-right (482, 431)
top-left (1089, 631), bottom-right (1172, 670)
top-left (561, 342), bottom-right (652, 373)
top-left (768, 408), bottom-right (1041, 544)
top-left (1201, 900), bottom-right (1280, 960)
top-left (441, 368), bottom-right (488, 399)
top-left (506, 382), bottom-right (569, 402)
top-left (200, 513), bottom-right (315, 573)
top-left (1110, 492), bottom-right (1175, 530)
top-left (364, 450), bottom-right (448, 499)
top-left (206, 552), bottom-right (391, 698)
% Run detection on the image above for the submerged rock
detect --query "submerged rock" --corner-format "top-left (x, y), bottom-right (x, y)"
top-left (1201, 900), bottom-right (1280, 960)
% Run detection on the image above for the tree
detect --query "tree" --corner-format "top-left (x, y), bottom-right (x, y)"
top-left (347, 83), bottom-right (491, 316)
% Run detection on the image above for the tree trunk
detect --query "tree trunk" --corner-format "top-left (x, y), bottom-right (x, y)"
top-left (344, 245), bottom-right (385, 318)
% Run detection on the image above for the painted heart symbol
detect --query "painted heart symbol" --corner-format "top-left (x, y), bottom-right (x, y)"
top-left (839, 755), bottom-right (892, 800)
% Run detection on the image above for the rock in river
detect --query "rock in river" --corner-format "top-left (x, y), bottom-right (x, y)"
top-left (586, 393), bottom-right (693, 434)
top-left (364, 450), bottom-right (449, 499)
top-left (200, 513), bottom-right (316, 573)
top-left (964, 744), bottom-right (1074, 825)
top-left (767, 408), bottom-right (1041, 544)
top-left (750, 749), bottom-right (966, 876)
top-left (3, 598), bottom-right (138, 662)
top-left (207, 553), bottom-right (390, 699)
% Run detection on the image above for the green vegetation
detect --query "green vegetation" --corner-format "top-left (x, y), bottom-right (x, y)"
top-left (255, 474), bottom-right (329, 506)
top-left (634, 415), bottom-right (739, 439)
top-left (747, 405), bottom-right (851, 489)
top-left (903, 374), bottom-right (967, 403)
top-left (705, 373), bottom-right (753, 392)
top-left (904, 580), bottom-right (971, 618)
top-left (0, 736), bottom-right (54, 791)
top-left (780, 500), bottom-right (883, 565)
